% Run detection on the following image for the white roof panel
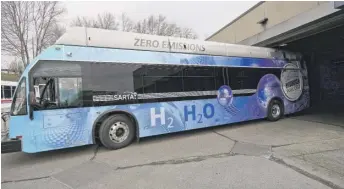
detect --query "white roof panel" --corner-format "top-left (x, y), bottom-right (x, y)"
top-left (55, 27), bottom-right (288, 59)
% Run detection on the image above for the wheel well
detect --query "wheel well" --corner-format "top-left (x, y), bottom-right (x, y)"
top-left (92, 111), bottom-right (139, 144)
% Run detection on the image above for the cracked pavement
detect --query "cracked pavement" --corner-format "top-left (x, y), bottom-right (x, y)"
top-left (2, 116), bottom-right (344, 189)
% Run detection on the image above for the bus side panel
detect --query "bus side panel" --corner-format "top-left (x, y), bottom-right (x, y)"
top-left (30, 72), bottom-right (309, 153)
top-left (27, 68), bottom-right (309, 153)
top-left (30, 108), bottom-right (93, 153)
top-left (131, 96), bottom-right (264, 138)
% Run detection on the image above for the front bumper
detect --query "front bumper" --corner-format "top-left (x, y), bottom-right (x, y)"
top-left (1, 139), bottom-right (22, 153)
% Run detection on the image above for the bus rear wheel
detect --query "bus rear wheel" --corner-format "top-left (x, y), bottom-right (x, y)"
top-left (267, 99), bottom-right (283, 121)
top-left (99, 114), bottom-right (135, 150)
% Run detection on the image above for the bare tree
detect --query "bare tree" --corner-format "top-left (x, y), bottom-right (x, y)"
top-left (134, 14), bottom-right (198, 39)
top-left (1, 2), bottom-right (31, 67)
top-left (71, 16), bottom-right (97, 28)
top-left (1, 1), bottom-right (66, 69)
top-left (7, 58), bottom-right (24, 74)
top-left (71, 12), bottom-right (120, 30)
top-left (134, 19), bottom-right (147, 34)
top-left (120, 13), bottom-right (134, 32)
top-left (179, 28), bottom-right (198, 39)
top-left (48, 23), bottom-right (66, 43)
top-left (31, 2), bottom-right (66, 57)
top-left (96, 12), bottom-right (119, 30)
top-left (71, 13), bottom-right (198, 39)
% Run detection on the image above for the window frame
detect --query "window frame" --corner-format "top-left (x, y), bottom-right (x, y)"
top-left (11, 86), bottom-right (16, 97)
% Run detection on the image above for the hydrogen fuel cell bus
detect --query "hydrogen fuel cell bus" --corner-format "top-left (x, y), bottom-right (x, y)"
top-left (8, 27), bottom-right (310, 153)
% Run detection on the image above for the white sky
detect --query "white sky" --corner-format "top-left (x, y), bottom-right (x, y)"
top-left (1, 1), bottom-right (258, 68)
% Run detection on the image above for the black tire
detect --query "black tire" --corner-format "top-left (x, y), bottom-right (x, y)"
top-left (99, 114), bottom-right (136, 150)
top-left (267, 99), bottom-right (284, 121)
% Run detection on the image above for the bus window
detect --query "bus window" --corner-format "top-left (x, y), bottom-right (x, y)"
top-left (228, 68), bottom-right (281, 90)
top-left (58, 77), bottom-right (82, 107)
top-left (142, 65), bottom-right (183, 93)
top-left (32, 77), bottom-right (57, 110)
top-left (3, 86), bottom-right (12, 99)
top-left (11, 86), bottom-right (16, 97)
top-left (90, 63), bottom-right (140, 95)
top-left (182, 66), bottom-right (216, 92)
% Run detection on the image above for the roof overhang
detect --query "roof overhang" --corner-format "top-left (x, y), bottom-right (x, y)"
top-left (237, 2), bottom-right (344, 47)
top-left (205, 1), bottom-right (264, 41)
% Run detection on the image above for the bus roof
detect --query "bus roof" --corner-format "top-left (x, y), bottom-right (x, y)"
top-left (55, 27), bottom-right (294, 59)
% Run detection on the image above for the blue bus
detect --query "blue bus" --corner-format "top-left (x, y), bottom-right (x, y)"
top-left (7, 27), bottom-right (310, 153)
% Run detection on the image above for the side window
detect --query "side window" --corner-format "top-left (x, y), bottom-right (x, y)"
top-left (182, 66), bottom-right (216, 92)
top-left (228, 68), bottom-right (282, 90)
top-left (214, 67), bottom-right (227, 89)
top-left (135, 65), bottom-right (224, 94)
top-left (30, 61), bottom-right (84, 109)
top-left (11, 78), bottom-right (27, 115)
top-left (58, 78), bottom-right (82, 107)
top-left (90, 63), bottom-right (141, 94)
top-left (230, 68), bottom-right (251, 90)
top-left (142, 65), bottom-right (183, 93)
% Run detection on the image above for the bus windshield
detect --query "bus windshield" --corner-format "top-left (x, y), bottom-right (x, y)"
top-left (10, 77), bottom-right (27, 116)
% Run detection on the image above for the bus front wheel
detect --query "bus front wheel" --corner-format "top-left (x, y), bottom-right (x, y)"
top-left (267, 99), bottom-right (284, 121)
top-left (99, 114), bottom-right (136, 150)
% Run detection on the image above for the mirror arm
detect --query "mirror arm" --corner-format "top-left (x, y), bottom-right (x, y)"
top-left (29, 91), bottom-right (34, 120)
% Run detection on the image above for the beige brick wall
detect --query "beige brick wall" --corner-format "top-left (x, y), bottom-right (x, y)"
top-left (207, 1), bottom-right (325, 43)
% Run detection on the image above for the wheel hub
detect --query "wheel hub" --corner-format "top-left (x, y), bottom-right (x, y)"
top-left (116, 128), bottom-right (124, 137)
top-left (271, 104), bottom-right (281, 118)
top-left (109, 122), bottom-right (129, 143)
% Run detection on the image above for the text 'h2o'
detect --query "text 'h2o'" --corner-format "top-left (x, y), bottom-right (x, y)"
top-left (150, 103), bottom-right (215, 128)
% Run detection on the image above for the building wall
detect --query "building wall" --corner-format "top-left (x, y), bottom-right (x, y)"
top-left (207, 1), bottom-right (327, 44)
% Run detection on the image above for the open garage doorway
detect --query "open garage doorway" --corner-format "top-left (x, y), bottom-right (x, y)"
top-left (277, 24), bottom-right (344, 126)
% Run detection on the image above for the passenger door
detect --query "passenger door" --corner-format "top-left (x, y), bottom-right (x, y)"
top-left (31, 76), bottom-right (89, 152)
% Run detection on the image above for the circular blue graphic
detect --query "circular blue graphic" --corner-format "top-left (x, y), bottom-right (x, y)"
top-left (257, 74), bottom-right (283, 108)
top-left (217, 85), bottom-right (233, 106)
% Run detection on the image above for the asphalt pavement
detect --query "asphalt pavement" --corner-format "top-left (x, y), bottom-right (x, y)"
top-left (2, 116), bottom-right (344, 189)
